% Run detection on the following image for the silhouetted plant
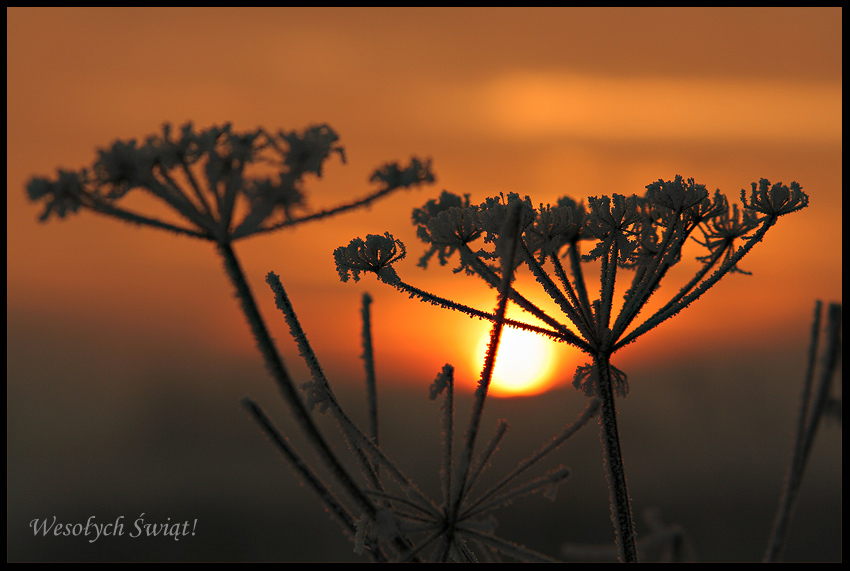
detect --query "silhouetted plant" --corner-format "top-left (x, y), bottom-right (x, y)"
top-left (25, 121), bottom-right (437, 559)
top-left (336, 175), bottom-right (815, 562)
top-left (27, 123), bottom-right (839, 562)
top-left (260, 203), bottom-right (604, 561)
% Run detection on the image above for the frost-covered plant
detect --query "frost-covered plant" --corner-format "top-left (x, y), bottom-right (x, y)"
top-left (26, 135), bottom-right (605, 560)
top-left (253, 203), bottom-right (606, 561)
top-left (27, 122), bottom-right (434, 239)
top-left (25, 122), bottom-right (441, 559)
top-left (336, 175), bottom-right (811, 562)
top-left (27, 124), bottom-right (838, 561)
top-left (256, 274), bottom-right (603, 561)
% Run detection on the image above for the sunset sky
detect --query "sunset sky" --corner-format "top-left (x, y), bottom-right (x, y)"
top-left (8, 7), bottom-right (841, 561)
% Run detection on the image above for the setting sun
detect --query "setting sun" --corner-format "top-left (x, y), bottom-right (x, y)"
top-left (475, 326), bottom-right (557, 397)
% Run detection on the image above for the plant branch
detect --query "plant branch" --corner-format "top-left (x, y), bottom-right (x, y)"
top-left (460, 243), bottom-right (583, 343)
top-left (387, 277), bottom-right (592, 352)
top-left (567, 242), bottom-right (594, 320)
top-left (240, 397), bottom-right (388, 559)
top-left (612, 216), bottom-right (778, 351)
top-left (235, 183), bottom-right (410, 240)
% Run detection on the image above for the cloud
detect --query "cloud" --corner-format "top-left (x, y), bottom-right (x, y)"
top-left (477, 72), bottom-right (840, 143)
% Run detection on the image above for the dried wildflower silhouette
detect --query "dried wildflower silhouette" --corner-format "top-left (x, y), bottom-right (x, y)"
top-left (27, 124), bottom-right (838, 561)
top-left (27, 123), bottom-right (606, 561)
top-left (336, 175), bottom-right (812, 561)
top-left (249, 204), bottom-right (607, 561)
top-left (25, 121), bottom-right (441, 558)
top-left (257, 278), bottom-right (603, 561)
top-left (27, 122), bottom-right (434, 239)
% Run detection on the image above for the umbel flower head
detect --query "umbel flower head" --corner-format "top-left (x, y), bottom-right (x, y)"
top-left (26, 122), bottom-right (435, 243)
top-left (412, 191), bottom-right (482, 271)
top-left (334, 233), bottom-right (406, 285)
top-left (26, 169), bottom-right (86, 221)
top-left (741, 178), bottom-right (809, 217)
top-left (337, 174), bottom-right (809, 362)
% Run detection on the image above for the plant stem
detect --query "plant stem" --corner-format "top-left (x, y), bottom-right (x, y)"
top-left (239, 182), bottom-right (408, 240)
top-left (216, 241), bottom-right (376, 520)
top-left (461, 244), bottom-right (583, 342)
top-left (764, 302), bottom-right (842, 562)
top-left (361, 292), bottom-right (379, 445)
top-left (594, 352), bottom-right (638, 562)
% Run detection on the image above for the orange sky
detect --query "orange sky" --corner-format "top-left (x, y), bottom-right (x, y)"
top-left (8, 7), bottom-right (842, 397)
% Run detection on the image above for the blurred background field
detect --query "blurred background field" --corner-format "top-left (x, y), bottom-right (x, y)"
top-left (7, 307), bottom-right (841, 561)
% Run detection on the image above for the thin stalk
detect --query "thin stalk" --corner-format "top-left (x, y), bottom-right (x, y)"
top-left (461, 466), bottom-right (570, 519)
top-left (796, 302), bottom-right (841, 477)
top-left (153, 162), bottom-right (214, 221)
top-left (622, 242), bottom-right (726, 343)
top-left (458, 528), bottom-right (559, 563)
top-left (398, 529), bottom-right (445, 563)
top-left (438, 366), bottom-right (455, 511)
top-left (85, 195), bottom-right (212, 240)
top-left (240, 397), bottom-right (392, 560)
top-left (449, 202), bottom-right (522, 532)
top-left (232, 246), bottom-right (427, 560)
top-left (461, 398), bottom-right (600, 521)
top-left (177, 160), bottom-right (215, 218)
top-left (594, 352), bottom-right (638, 562)
top-left (216, 242), bottom-right (375, 520)
top-left (144, 174), bottom-right (214, 234)
top-left (264, 272), bottom-right (441, 525)
top-left (612, 215), bottom-right (687, 338)
top-left (549, 251), bottom-right (595, 335)
top-left (448, 272), bottom-right (510, 515)
top-left (520, 241), bottom-right (595, 343)
top-left (272, 280), bottom-right (384, 490)
top-left (361, 292), bottom-right (379, 445)
top-left (464, 420), bottom-right (509, 500)
top-left (387, 277), bottom-right (592, 352)
top-left (219, 164), bottom-right (244, 234)
top-left (598, 237), bottom-right (619, 335)
top-left (567, 240), bottom-right (593, 319)
top-left (764, 302), bottom-right (842, 562)
top-left (237, 182), bottom-right (408, 240)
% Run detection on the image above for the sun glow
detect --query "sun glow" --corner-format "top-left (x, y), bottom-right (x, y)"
top-left (475, 327), bottom-right (557, 397)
